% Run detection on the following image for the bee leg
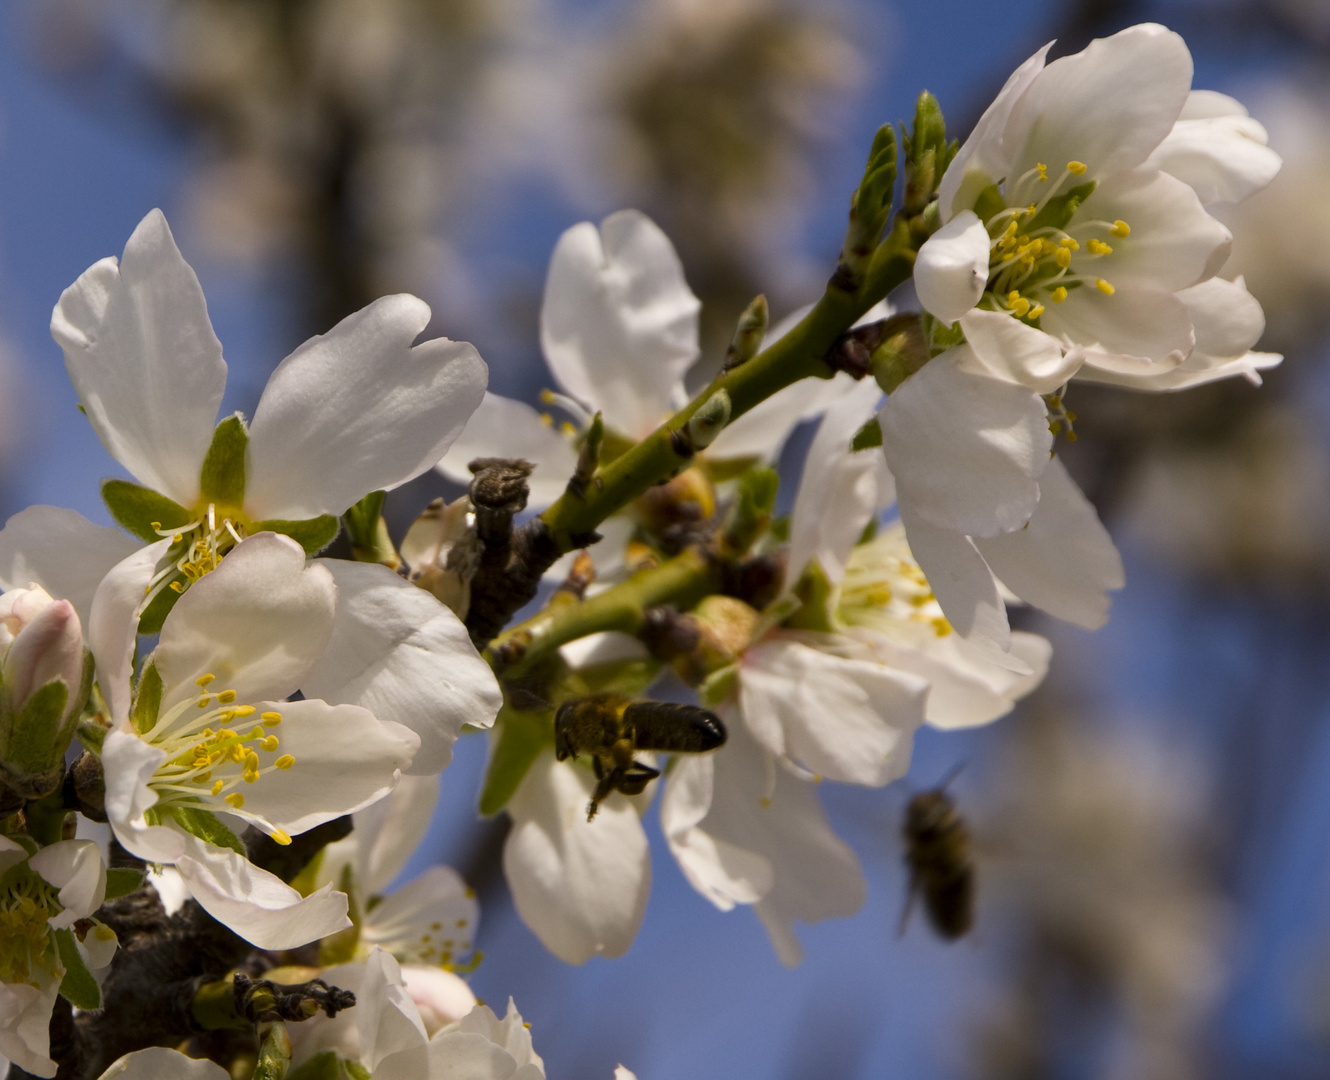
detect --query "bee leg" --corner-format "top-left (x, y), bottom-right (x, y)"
top-left (897, 875), bottom-right (920, 938)
top-left (587, 764), bottom-right (621, 822)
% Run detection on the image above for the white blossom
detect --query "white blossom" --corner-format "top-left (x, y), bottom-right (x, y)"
top-left (96, 533), bottom-right (419, 950)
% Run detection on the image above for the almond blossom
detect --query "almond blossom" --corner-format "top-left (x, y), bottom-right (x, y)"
top-left (0, 838), bottom-right (116, 1078)
top-left (95, 533), bottom-right (419, 950)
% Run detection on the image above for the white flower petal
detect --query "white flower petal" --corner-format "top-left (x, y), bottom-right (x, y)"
top-left (0, 507), bottom-right (141, 630)
top-left (939, 42), bottom-right (1052, 217)
top-left (29, 839), bottom-right (106, 926)
top-left (101, 730), bottom-right (184, 864)
top-left (959, 309), bottom-right (1080, 393)
top-left (898, 504), bottom-right (1015, 663)
top-left (739, 638), bottom-right (926, 786)
top-left (787, 378), bottom-right (890, 586)
top-left (228, 699), bottom-right (418, 833)
top-left (246, 294), bottom-right (488, 520)
top-left (95, 1047), bottom-right (231, 1080)
top-left (503, 750), bottom-right (650, 964)
top-left (1049, 284), bottom-right (1193, 376)
top-left (540, 211), bottom-right (700, 438)
top-left (660, 753), bottom-right (773, 910)
top-left (974, 455), bottom-right (1124, 628)
top-left (860, 629), bottom-right (1050, 730)
top-left (356, 949), bottom-right (428, 1078)
top-left (1004, 24), bottom-right (1192, 181)
top-left (399, 965), bottom-right (477, 1036)
top-left (425, 1032), bottom-right (520, 1080)
top-left (174, 834), bottom-right (350, 950)
top-left (351, 773), bottom-right (440, 895)
top-left (302, 560), bottom-right (501, 775)
top-left (707, 372), bottom-right (859, 463)
top-left (881, 347), bottom-right (1051, 537)
top-left (51, 209), bottom-right (225, 508)
top-left (153, 533), bottom-right (335, 714)
top-left (914, 211), bottom-right (991, 324)
top-left (1080, 169), bottom-right (1231, 293)
top-left (435, 392), bottom-right (580, 510)
top-left (1148, 92), bottom-right (1281, 205)
top-left (363, 866), bottom-right (478, 966)
top-left (450, 998), bottom-right (544, 1072)
top-left (88, 540), bottom-right (168, 723)
top-left (0, 977), bottom-right (61, 1078)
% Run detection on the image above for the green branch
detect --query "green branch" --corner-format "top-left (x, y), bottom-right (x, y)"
top-left (487, 546), bottom-right (721, 679)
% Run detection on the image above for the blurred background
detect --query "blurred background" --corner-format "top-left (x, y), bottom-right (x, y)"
top-left (1, 0), bottom-right (1327, 1076)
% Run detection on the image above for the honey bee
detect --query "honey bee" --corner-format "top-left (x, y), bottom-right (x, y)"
top-left (900, 771), bottom-right (974, 941)
top-left (554, 693), bottom-right (727, 821)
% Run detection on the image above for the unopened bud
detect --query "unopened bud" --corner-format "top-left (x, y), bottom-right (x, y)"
top-left (0, 588), bottom-right (89, 798)
top-left (684, 390), bottom-right (731, 451)
top-left (671, 596), bottom-right (760, 686)
top-left (722, 297), bottom-right (769, 371)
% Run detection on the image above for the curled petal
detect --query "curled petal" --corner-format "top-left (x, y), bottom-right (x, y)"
top-left (88, 540), bottom-right (168, 724)
top-left (29, 840), bottom-right (106, 927)
top-left (1148, 91), bottom-right (1282, 205)
top-left (960, 309), bottom-right (1080, 394)
top-left (1048, 285), bottom-right (1193, 376)
top-left (175, 834), bottom-right (350, 950)
top-left (914, 211), bottom-right (991, 324)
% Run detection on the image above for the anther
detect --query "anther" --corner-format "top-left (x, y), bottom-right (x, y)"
top-left (211, 780), bottom-right (224, 796)
top-left (1037, 163), bottom-right (1047, 181)
top-left (1067, 161), bottom-right (1087, 175)
top-left (1087, 239), bottom-right (1113, 256)
top-left (225, 793), bottom-right (245, 808)
top-left (196, 674), bottom-right (216, 687)
top-left (1095, 278), bottom-right (1116, 295)
top-left (260, 736), bottom-right (279, 752)
top-left (275, 755), bottom-right (295, 771)
top-left (196, 696), bottom-right (211, 709)
top-left (217, 690), bottom-right (237, 704)
top-left (270, 829), bottom-right (291, 846)
top-left (261, 712), bottom-right (282, 725)
top-left (1110, 219), bottom-right (1130, 237)
top-left (1051, 286), bottom-right (1068, 303)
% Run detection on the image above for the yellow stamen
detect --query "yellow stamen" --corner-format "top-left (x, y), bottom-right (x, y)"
top-left (1060, 237), bottom-right (1079, 250)
top-left (261, 712), bottom-right (282, 725)
top-left (195, 674), bottom-right (216, 687)
top-left (211, 780), bottom-right (224, 796)
top-left (275, 755), bottom-right (295, 771)
top-left (1096, 278), bottom-right (1116, 295)
top-left (1055, 247), bottom-right (1072, 269)
top-left (1051, 286), bottom-right (1068, 303)
top-left (225, 793), bottom-right (245, 809)
top-left (1036, 162), bottom-right (1047, 181)
top-left (1067, 160), bottom-right (1087, 175)
top-left (270, 829), bottom-right (291, 846)
top-left (1087, 238), bottom-right (1113, 256)
top-left (259, 736), bottom-right (280, 752)
top-left (1110, 219), bottom-right (1130, 237)
top-left (1028, 304), bottom-right (1045, 319)
top-left (216, 690), bottom-right (237, 704)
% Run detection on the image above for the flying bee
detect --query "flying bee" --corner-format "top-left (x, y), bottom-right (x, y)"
top-left (900, 769), bottom-right (975, 941)
top-left (554, 693), bottom-right (726, 821)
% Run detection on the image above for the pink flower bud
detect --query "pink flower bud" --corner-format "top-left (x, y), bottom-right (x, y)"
top-left (0, 588), bottom-right (83, 714)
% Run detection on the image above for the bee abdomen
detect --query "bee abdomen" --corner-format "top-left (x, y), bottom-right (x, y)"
top-left (622, 702), bottom-right (726, 753)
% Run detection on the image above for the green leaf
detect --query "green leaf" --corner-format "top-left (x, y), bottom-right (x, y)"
top-left (101, 480), bottom-right (192, 543)
top-left (478, 706), bottom-right (553, 816)
top-left (340, 490), bottom-right (386, 551)
top-left (252, 515), bottom-right (341, 555)
top-left (171, 806), bottom-right (247, 856)
top-left (131, 662), bottom-right (163, 735)
top-left (6, 680), bottom-right (69, 771)
top-left (104, 867), bottom-right (144, 900)
top-left (199, 414), bottom-right (249, 510)
top-left (55, 928), bottom-right (101, 1010)
top-left (851, 417), bottom-right (883, 451)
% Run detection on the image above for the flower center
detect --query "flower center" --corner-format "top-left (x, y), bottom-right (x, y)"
top-left (144, 673), bottom-right (295, 845)
top-left (839, 528), bottom-right (951, 639)
top-left (0, 868), bottom-right (60, 986)
top-left (143, 504), bottom-right (249, 608)
top-left (979, 160), bottom-right (1130, 324)
top-left (1045, 388), bottom-right (1078, 443)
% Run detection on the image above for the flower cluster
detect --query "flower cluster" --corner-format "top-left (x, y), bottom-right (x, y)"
top-left (0, 20), bottom-right (1281, 1079)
